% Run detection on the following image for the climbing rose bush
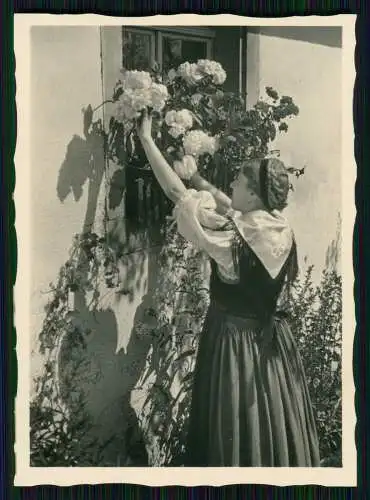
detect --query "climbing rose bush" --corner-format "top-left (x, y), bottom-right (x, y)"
top-left (114, 70), bottom-right (169, 121)
top-left (165, 109), bottom-right (194, 138)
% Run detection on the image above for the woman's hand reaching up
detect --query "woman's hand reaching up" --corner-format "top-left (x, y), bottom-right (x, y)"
top-left (133, 107), bottom-right (187, 204)
top-left (136, 108), bottom-right (153, 143)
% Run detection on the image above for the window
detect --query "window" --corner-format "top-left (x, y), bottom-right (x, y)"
top-left (121, 27), bottom-right (215, 73)
top-left (121, 28), bottom-right (156, 71)
top-left (157, 31), bottom-right (213, 72)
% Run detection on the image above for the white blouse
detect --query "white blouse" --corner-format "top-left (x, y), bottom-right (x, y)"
top-left (173, 189), bottom-right (294, 282)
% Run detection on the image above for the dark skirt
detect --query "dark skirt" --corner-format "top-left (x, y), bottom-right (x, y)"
top-left (185, 303), bottom-right (321, 467)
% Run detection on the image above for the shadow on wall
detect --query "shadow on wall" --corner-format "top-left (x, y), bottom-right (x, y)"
top-left (57, 134), bottom-right (93, 204)
top-left (54, 116), bottom-right (161, 465)
top-left (58, 297), bottom-right (156, 466)
top-left (56, 110), bottom-right (105, 232)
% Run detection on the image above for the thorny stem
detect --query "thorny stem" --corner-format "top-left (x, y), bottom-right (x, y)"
top-left (92, 100), bottom-right (114, 114)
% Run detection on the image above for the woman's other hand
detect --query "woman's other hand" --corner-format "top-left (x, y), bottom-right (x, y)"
top-left (137, 108), bottom-right (153, 142)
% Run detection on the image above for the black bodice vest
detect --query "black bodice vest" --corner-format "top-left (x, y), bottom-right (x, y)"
top-left (209, 226), bottom-right (298, 321)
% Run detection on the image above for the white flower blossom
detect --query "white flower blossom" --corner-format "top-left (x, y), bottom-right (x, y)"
top-left (197, 59), bottom-right (227, 85)
top-left (114, 75), bottom-right (168, 121)
top-left (132, 89), bottom-right (153, 111)
top-left (175, 60), bottom-right (227, 86)
top-left (191, 93), bottom-right (203, 106)
top-left (207, 134), bottom-right (220, 155)
top-left (165, 109), bottom-right (193, 129)
top-left (168, 69), bottom-right (177, 81)
top-left (173, 155), bottom-right (198, 180)
top-left (150, 82), bottom-right (169, 111)
top-left (165, 110), bottom-right (177, 126)
top-left (120, 69), bottom-right (152, 90)
top-left (183, 130), bottom-right (218, 157)
top-left (168, 125), bottom-right (186, 138)
top-left (176, 109), bottom-right (193, 129)
top-left (177, 62), bottom-right (203, 85)
top-left (165, 109), bottom-right (193, 138)
top-left (114, 88), bottom-right (152, 121)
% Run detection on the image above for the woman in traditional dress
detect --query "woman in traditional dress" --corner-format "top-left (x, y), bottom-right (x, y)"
top-left (137, 109), bottom-right (320, 467)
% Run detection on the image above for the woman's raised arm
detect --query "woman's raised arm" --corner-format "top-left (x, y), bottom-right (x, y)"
top-left (137, 109), bottom-right (232, 214)
top-left (189, 172), bottom-right (232, 216)
top-left (137, 110), bottom-right (187, 204)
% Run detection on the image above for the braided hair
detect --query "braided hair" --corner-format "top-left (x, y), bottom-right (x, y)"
top-left (241, 157), bottom-right (290, 212)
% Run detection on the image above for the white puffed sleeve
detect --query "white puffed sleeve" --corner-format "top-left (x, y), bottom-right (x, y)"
top-left (173, 189), bottom-right (238, 282)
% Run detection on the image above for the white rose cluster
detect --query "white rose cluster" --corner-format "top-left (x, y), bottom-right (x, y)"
top-left (197, 59), bottom-right (227, 85)
top-left (174, 59), bottom-right (227, 86)
top-left (114, 70), bottom-right (169, 121)
top-left (183, 130), bottom-right (219, 157)
top-left (173, 155), bottom-right (198, 180)
top-left (150, 82), bottom-right (170, 112)
top-left (122, 70), bottom-right (152, 90)
top-left (176, 62), bottom-right (204, 86)
top-left (165, 109), bottom-right (193, 138)
top-left (173, 129), bottom-right (219, 180)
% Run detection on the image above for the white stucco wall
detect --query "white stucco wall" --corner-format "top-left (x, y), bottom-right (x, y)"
top-left (30, 26), bottom-right (158, 464)
top-left (30, 25), bottom-right (103, 376)
top-left (252, 31), bottom-right (342, 278)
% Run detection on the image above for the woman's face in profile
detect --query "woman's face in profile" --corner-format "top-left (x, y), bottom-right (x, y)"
top-left (230, 172), bottom-right (256, 212)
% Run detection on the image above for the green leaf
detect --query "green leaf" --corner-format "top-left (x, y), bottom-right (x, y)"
top-left (108, 169), bottom-right (126, 210)
top-left (286, 167), bottom-right (297, 174)
top-left (112, 85), bottom-right (124, 102)
top-left (83, 105), bottom-right (93, 137)
top-left (265, 86), bottom-right (279, 100)
top-left (189, 111), bottom-right (203, 127)
top-left (174, 349), bottom-right (196, 363)
top-left (232, 131), bottom-right (252, 149)
top-left (181, 372), bottom-right (194, 384)
top-left (278, 122), bottom-right (289, 133)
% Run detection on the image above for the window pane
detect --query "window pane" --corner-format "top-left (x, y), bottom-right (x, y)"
top-left (162, 36), bottom-right (208, 72)
top-left (122, 29), bottom-right (153, 71)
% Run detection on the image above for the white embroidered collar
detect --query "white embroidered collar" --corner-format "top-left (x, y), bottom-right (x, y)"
top-left (176, 190), bottom-right (294, 279)
top-left (230, 208), bottom-right (294, 279)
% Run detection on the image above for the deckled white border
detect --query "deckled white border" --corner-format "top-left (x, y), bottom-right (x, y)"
top-left (14, 13), bottom-right (357, 487)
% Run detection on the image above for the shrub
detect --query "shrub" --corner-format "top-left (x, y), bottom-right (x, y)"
top-left (286, 265), bottom-right (342, 466)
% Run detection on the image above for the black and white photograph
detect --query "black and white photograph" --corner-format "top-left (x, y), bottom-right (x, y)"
top-left (14, 14), bottom-right (356, 486)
